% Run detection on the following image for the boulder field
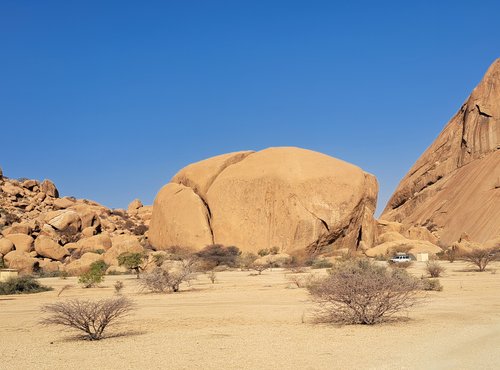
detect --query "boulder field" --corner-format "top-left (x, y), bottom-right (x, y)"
top-left (149, 147), bottom-right (379, 254)
top-left (0, 172), bottom-right (152, 275)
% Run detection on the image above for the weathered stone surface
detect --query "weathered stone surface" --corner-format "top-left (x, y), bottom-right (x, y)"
top-left (39, 259), bottom-right (62, 273)
top-left (3, 251), bottom-right (37, 274)
top-left (34, 235), bottom-right (69, 261)
top-left (128, 198), bottom-right (143, 212)
top-left (77, 233), bottom-right (112, 253)
top-left (104, 235), bottom-right (144, 266)
top-left (45, 210), bottom-right (82, 231)
top-left (150, 147), bottom-right (378, 254)
top-left (53, 197), bottom-right (75, 209)
top-left (5, 233), bottom-right (34, 253)
top-left (149, 183), bottom-right (213, 250)
top-left (1, 223), bottom-right (32, 236)
top-left (64, 252), bottom-right (103, 276)
top-left (1, 182), bottom-right (23, 197)
top-left (0, 238), bottom-right (14, 255)
top-left (40, 179), bottom-right (59, 198)
top-left (382, 59), bottom-right (500, 245)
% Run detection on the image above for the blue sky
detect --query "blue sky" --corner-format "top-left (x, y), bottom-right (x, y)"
top-left (1, 1), bottom-right (499, 215)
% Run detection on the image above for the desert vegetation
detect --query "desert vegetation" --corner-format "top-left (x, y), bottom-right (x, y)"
top-left (78, 260), bottom-right (108, 288)
top-left (461, 247), bottom-right (499, 272)
top-left (0, 275), bottom-right (52, 295)
top-left (307, 259), bottom-right (422, 325)
top-left (40, 297), bottom-right (135, 340)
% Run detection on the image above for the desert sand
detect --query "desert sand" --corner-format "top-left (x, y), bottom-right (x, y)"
top-left (1, 261), bottom-right (499, 370)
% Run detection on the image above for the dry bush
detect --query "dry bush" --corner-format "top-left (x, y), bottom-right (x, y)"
top-left (40, 297), bottom-right (135, 340)
top-left (286, 273), bottom-right (318, 288)
top-left (389, 261), bottom-right (413, 269)
top-left (196, 244), bottom-right (241, 268)
top-left (425, 261), bottom-right (445, 277)
top-left (308, 259), bottom-right (422, 325)
top-left (421, 278), bottom-right (443, 291)
top-left (114, 280), bottom-right (124, 294)
top-left (250, 263), bottom-right (269, 275)
top-left (461, 247), bottom-right (499, 272)
top-left (206, 270), bottom-right (217, 284)
top-left (140, 259), bottom-right (197, 293)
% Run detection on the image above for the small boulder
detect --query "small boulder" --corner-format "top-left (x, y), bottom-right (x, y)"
top-left (45, 210), bottom-right (82, 231)
top-left (0, 238), bottom-right (15, 255)
top-left (53, 197), bottom-right (75, 209)
top-left (34, 235), bottom-right (69, 261)
top-left (104, 235), bottom-right (144, 266)
top-left (39, 259), bottom-right (62, 273)
top-left (64, 252), bottom-right (103, 276)
top-left (40, 179), bottom-right (59, 198)
top-left (128, 199), bottom-right (143, 212)
top-left (3, 251), bottom-right (37, 274)
top-left (5, 233), bottom-right (34, 253)
top-left (77, 233), bottom-right (112, 253)
top-left (1, 223), bottom-right (32, 236)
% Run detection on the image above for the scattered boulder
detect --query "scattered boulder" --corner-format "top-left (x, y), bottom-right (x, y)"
top-left (45, 210), bottom-right (81, 231)
top-left (5, 233), bottom-right (34, 253)
top-left (128, 198), bottom-right (143, 212)
top-left (3, 251), bottom-right (37, 274)
top-left (40, 179), bottom-right (59, 198)
top-left (104, 235), bottom-right (144, 266)
top-left (77, 233), bottom-right (112, 254)
top-left (38, 259), bottom-right (62, 273)
top-left (34, 235), bottom-right (69, 261)
top-left (53, 197), bottom-right (75, 209)
top-left (0, 238), bottom-right (15, 255)
top-left (64, 252), bottom-right (103, 276)
top-left (1, 223), bottom-right (32, 236)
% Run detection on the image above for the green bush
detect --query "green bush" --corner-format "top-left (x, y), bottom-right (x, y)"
top-left (0, 276), bottom-right (53, 295)
top-left (78, 261), bottom-right (108, 288)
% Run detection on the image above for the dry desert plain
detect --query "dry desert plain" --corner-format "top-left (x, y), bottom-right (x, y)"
top-left (1, 261), bottom-right (500, 370)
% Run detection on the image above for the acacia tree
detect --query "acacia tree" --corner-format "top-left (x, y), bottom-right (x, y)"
top-left (117, 252), bottom-right (148, 278)
top-left (308, 259), bottom-right (422, 325)
top-left (40, 297), bottom-right (135, 340)
top-left (462, 247), bottom-right (499, 272)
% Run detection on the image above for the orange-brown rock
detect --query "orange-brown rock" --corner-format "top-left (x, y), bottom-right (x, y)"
top-left (34, 235), bottom-right (69, 261)
top-left (104, 235), bottom-right (144, 266)
top-left (0, 238), bottom-right (15, 255)
top-left (5, 233), bottom-right (34, 253)
top-left (150, 147), bottom-right (378, 253)
top-left (382, 59), bottom-right (500, 245)
top-left (64, 252), bottom-right (103, 276)
top-left (3, 251), bottom-right (37, 274)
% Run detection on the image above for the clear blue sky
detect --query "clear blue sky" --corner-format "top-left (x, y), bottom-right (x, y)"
top-left (1, 1), bottom-right (499, 215)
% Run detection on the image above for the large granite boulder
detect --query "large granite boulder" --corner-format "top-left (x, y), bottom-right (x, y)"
top-left (150, 147), bottom-right (378, 254)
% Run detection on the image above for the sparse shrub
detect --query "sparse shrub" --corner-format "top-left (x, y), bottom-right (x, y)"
top-left (307, 259), bottom-right (422, 325)
top-left (206, 270), bottom-right (217, 284)
top-left (239, 252), bottom-right (258, 270)
top-left (258, 248), bottom-right (269, 257)
top-left (389, 261), bottom-right (413, 269)
top-left (152, 253), bottom-right (167, 267)
top-left (437, 244), bottom-right (459, 263)
top-left (461, 247), bottom-right (499, 272)
top-left (425, 261), bottom-right (445, 277)
top-left (140, 259), bottom-right (196, 293)
top-left (287, 273), bottom-right (317, 288)
top-left (421, 278), bottom-right (443, 291)
top-left (250, 263), bottom-right (269, 275)
top-left (311, 258), bottom-right (334, 269)
top-left (269, 246), bottom-right (280, 255)
top-left (114, 280), bottom-right (124, 294)
top-left (40, 297), bottom-right (135, 340)
top-left (196, 244), bottom-right (241, 268)
top-left (132, 224), bottom-right (148, 236)
top-left (165, 245), bottom-right (195, 261)
top-left (117, 252), bottom-right (148, 278)
top-left (0, 276), bottom-right (53, 295)
top-left (78, 261), bottom-right (108, 288)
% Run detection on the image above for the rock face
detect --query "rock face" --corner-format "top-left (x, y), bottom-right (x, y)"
top-left (382, 59), bottom-right (500, 246)
top-left (150, 147), bottom-right (378, 253)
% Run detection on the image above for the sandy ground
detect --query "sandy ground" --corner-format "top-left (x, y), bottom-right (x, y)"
top-left (1, 261), bottom-right (499, 370)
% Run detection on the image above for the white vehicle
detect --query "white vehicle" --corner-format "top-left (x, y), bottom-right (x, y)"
top-left (390, 254), bottom-right (411, 263)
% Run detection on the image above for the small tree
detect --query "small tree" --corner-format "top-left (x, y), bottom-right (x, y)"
top-left (40, 297), bottom-right (135, 340)
top-left (461, 247), bottom-right (499, 272)
top-left (78, 260), bottom-right (107, 288)
top-left (114, 280), bottom-right (124, 295)
top-left (425, 261), bottom-right (445, 277)
top-left (250, 263), bottom-right (269, 275)
top-left (117, 252), bottom-right (148, 278)
top-left (206, 270), bottom-right (217, 284)
top-left (307, 259), bottom-right (422, 325)
top-left (196, 244), bottom-right (241, 268)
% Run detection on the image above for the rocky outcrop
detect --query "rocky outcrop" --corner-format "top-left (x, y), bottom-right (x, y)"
top-left (150, 147), bottom-right (378, 254)
top-left (382, 59), bottom-right (500, 246)
top-left (0, 173), bottom-right (150, 275)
